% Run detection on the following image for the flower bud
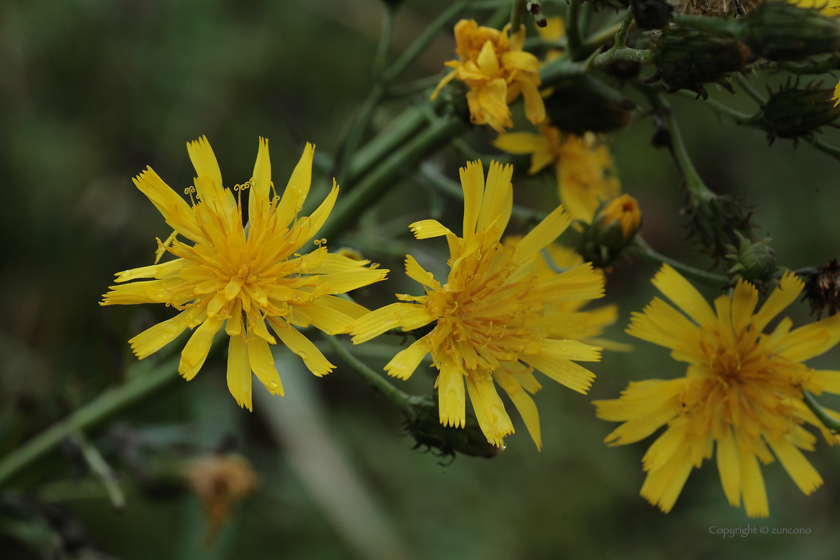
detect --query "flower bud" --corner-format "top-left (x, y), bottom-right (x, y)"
top-left (686, 192), bottom-right (756, 263)
top-left (739, 2), bottom-right (840, 61)
top-left (648, 26), bottom-right (752, 99)
top-left (542, 75), bottom-right (636, 134)
top-left (754, 81), bottom-right (840, 146)
top-left (574, 196), bottom-right (642, 268)
top-left (725, 234), bottom-right (780, 290)
top-left (406, 396), bottom-right (503, 459)
top-left (599, 194), bottom-right (642, 241)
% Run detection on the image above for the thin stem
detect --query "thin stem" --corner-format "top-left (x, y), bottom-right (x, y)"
top-left (629, 237), bottom-right (728, 287)
top-left (71, 431), bottom-right (125, 510)
top-left (565, 0), bottom-right (584, 59)
top-left (676, 90), bottom-right (755, 124)
top-left (339, 85), bottom-right (386, 187)
top-left (579, 2), bottom-right (593, 38)
top-left (814, 139), bottom-right (840, 162)
top-left (614, 10), bottom-right (633, 49)
top-left (0, 354), bottom-right (184, 488)
top-left (319, 115), bottom-right (467, 244)
top-left (733, 74), bottom-right (767, 106)
top-left (383, 0), bottom-right (472, 83)
top-left (642, 87), bottom-right (715, 199)
top-left (324, 335), bottom-right (422, 420)
top-left (672, 14), bottom-right (739, 36)
top-left (803, 390), bottom-right (840, 434)
top-left (384, 75), bottom-right (442, 99)
top-left (375, 4), bottom-right (397, 77)
top-left (582, 17), bottom-right (626, 50)
top-left (511, 0), bottom-right (527, 33)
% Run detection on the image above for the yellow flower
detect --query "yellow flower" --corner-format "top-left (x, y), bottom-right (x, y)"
top-left (537, 16), bottom-right (565, 63)
top-left (101, 137), bottom-right (388, 410)
top-left (789, 0), bottom-right (840, 15)
top-left (494, 123), bottom-right (621, 222)
top-left (833, 78), bottom-right (840, 107)
top-left (598, 194), bottom-right (642, 240)
top-left (431, 19), bottom-right (546, 133)
top-left (594, 265), bottom-right (840, 517)
top-left (348, 160), bottom-right (606, 449)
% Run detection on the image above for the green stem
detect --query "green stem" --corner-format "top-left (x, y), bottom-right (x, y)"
top-left (0, 355), bottom-right (182, 488)
top-left (71, 431), bottom-right (125, 510)
top-left (319, 116), bottom-right (467, 244)
top-left (384, 75), bottom-right (442, 99)
top-left (814, 140), bottom-right (840, 162)
top-left (339, 84), bottom-right (386, 187)
top-left (375, 5), bottom-right (397, 76)
top-left (614, 10), bottom-right (633, 49)
top-left (643, 87), bottom-right (716, 200)
top-left (676, 90), bottom-right (755, 124)
top-left (511, 0), bottom-right (526, 33)
top-left (803, 390), bottom-right (840, 434)
top-left (565, 0), bottom-right (585, 59)
top-left (672, 14), bottom-right (740, 36)
top-left (629, 237), bottom-right (728, 287)
top-left (733, 74), bottom-right (767, 106)
top-left (383, 0), bottom-right (472, 83)
top-left (324, 335), bottom-right (422, 420)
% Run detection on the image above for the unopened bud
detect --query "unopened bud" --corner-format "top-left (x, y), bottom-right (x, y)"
top-left (406, 396), bottom-right (502, 459)
top-left (574, 196), bottom-right (642, 268)
top-left (738, 2), bottom-right (840, 61)
top-left (648, 26), bottom-right (752, 99)
top-left (754, 80), bottom-right (840, 146)
top-left (543, 75), bottom-right (635, 134)
top-left (686, 192), bottom-right (756, 263)
top-left (725, 234), bottom-right (780, 290)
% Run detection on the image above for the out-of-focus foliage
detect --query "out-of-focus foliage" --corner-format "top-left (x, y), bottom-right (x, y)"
top-left (2, 0), bottom-right (840, 559)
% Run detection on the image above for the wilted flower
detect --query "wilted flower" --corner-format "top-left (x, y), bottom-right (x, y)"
top-left (348, 160), bottom-right (606, 449)
top-left (101, 137), bottom-right (387, 410)
top-left (186, 455), bottom-right (256, 539)
top-left (494, 123), bottom-right (620, 222)
top-left (595, 265), bottom-right (840, 517)
top-left (431, 20), bottom-right (545, 133)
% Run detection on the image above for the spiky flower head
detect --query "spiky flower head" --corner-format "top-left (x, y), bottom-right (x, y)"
top-left (101, 137), bottom-right (388, 410)
top-left (754, 79), bottom-right (840, 146)
top-left (493, 122), bottom-right (621, 223)
top-left (648, 26), bottom-right (751, 99)
top-left (431, 20), bottom-right (546, 133)
top-left (740, 1), bottom-right (840, 61)
top-left (348, 160), bottom-right (607, 449)
top-left (595, 265), bottom-right (840, 517)
top-left (725, 234), bottom-right (781, 290)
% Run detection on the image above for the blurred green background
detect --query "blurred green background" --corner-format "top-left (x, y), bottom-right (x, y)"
top-left (2, 0), bottom-right (840, 558)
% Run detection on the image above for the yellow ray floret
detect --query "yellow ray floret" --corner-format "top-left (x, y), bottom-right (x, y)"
top-left (494, 123), bottom-right (620, 223)
top-left (101, 136), bottom-right (388, 411)
top-left (348, 160), bottom-right (610, 451)
top-left (595, 267), bottom-right (840, 517)
top-left (431, 20), bottom-right (545, 133)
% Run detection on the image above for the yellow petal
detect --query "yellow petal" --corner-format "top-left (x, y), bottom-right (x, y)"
top-left (512, 205), bottom-right (572, 265)
top-left (752, 271), bottom-right (804, 333)
top-left (129, 307), bottom-right (206, 359)
top-left (640, 447), bottom-right (693, 513)
top-left (495, 369), bottom-right (541, 451)
top-left (716, 428), bottom-right (741, 507)
top-left (404, 255), bottom-right (440, 289)
top-left (133, 167), bottom-right (205, 243)
top-left (276, 143), bottom-right (314, 227)
top-left (247, 335), bottom-right (284, 395)
top-left (465, 372), bottom-right (512, 446)
top-left (178, 316), bottom-right (224, 381)
top-left (767, 437), bottom-right (823, 496)
top-left (476, 39), bottom-right (500, 75)
top-left (518, 78), bottom-right (546, 125)
top-left (384, 334), bottom-right (431, 380)
top-left (651, 264), bottom-right (717, 327)
top-left (476, 161), bottom-right (513, 236)
top-left (186, 136), bottom-right (223, 188)
top-left (776, 312), bottom-right (840, 362)
top-left (492, 132), bottom-right (545, 155)
top-left (523, 351), bottom-right (595, 394)
top-left (460, 160), bottom-right (484, 238)
top-left (809, 370), bottom-right (840, 394)
top-left (538, 339), bottom-right (602, 362)
top-left (227, 335), bottom-right (253, 410)
top-left (438, 358), bottom-right (466, 428)
top-left (320, 268), bottom-right (389, 295)
top-left (430, 69), bottom-right (457, 101)
top-left (739, 441), bottom-right (769, 518)
top-left (249, 137), bottom-right (271, 220)
top-left (409, 219), bottom-right (453, 240)
top-left (271, 320), bottom-right (334, 377)
top-left (730, 279), bottom-right (759, 335)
